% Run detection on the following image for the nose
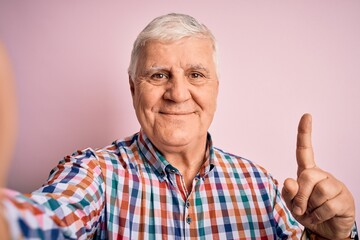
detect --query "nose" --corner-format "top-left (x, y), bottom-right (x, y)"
top-left (163, 75), bottom-right (191, 103)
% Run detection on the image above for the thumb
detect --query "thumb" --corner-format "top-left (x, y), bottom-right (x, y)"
top-left (282, 178), bottom-right (299, 211)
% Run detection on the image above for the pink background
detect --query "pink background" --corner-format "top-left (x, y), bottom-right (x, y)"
top-left (1, 1), bottom-right (359, 223)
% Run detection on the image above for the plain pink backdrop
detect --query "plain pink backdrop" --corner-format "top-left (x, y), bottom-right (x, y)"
top-left (1, 1), bottom-right (359, 223)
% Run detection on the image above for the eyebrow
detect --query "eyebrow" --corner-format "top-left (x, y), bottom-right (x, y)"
top-left (187, 64), bottom-right (210, 74)
top-left (140, 64), bottom-right (211, 76)
top-left (140, 66), bottom-right (169, 76)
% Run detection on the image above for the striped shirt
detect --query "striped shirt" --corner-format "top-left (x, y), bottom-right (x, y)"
top-left (2, 130), bottom-right (302, 239)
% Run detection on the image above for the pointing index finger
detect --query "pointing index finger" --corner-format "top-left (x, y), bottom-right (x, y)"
top-left (296, 113), bottom-right (316, 177)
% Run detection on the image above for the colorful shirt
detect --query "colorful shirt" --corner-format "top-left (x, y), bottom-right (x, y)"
top-left (2, 130), bottom-right (302, 239)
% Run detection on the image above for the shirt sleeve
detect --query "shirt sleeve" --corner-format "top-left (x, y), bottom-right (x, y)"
top-left (268, 174), bottom-right (303, 239)
top-left (0, 148), bottom-right (106, 239)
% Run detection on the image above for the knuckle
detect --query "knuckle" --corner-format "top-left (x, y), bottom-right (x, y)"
top-left (311, 210), bottom-right (323, 223)
top-left (298, 169), bottom-right (315, 182)
top-left (326, 199), bottom-right (347, 218)
top-left (298, 168), bottom-right (328, 186)
top-left (294, 192), bottom-right (309, 207)
top-left (313, 182), bottom-right (328, 197)
top-left (306, 200), bottom-right (316, 213)
top-left (296, 192), bottom-right (309, 202)
top-left (311, 201), bottom-right (335, 223)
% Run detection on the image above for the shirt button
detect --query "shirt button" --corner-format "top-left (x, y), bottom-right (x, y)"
top-left (186, 216), bottom-right (192, 224)
top-left (186, 201), bottom-right (190, 208)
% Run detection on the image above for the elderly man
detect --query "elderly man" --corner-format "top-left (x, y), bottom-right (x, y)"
top-left (0, 13), bottom-right (357, 239)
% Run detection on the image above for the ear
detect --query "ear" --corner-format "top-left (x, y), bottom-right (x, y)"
top-left (129, 75), bottom-right (135, 97)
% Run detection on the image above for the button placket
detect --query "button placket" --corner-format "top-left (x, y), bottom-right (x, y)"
top-left (186, 215), bottom-right (192, 224)
top-left (184, 198), bottom-right (191, 225)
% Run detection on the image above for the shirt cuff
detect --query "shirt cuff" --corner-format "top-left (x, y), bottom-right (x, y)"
top-left (301, 222), bottom-right (358, 240)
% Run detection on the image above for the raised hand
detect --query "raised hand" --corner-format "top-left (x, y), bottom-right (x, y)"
top-left (282, 113), bottom-right (355, 239)
top-left (0, 42), bottom-right (17, 188)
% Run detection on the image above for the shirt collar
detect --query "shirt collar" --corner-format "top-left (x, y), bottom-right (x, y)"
top-left (136, 129), bottom-right (216, 180)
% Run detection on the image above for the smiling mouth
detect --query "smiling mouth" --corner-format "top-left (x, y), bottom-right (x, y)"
top-left (159, 111), bottom-right (194, 115)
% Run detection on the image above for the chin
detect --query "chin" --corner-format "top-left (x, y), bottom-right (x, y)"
top-left (144, 123), bottom-right (206, 148)
top-left (162, 134), bottom-right (191, 146)
top-left (156, 129), bottom-right (194, 147)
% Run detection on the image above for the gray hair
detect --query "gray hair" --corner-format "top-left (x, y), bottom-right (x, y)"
top-left (128, 13), bottom-right (218, 80)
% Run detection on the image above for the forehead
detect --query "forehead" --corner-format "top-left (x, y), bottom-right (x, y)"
top-left (138, 37), bottom-right (215, 69)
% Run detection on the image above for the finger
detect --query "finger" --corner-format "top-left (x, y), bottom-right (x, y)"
top-left (292, 168), bottom-right (328, 216)
top-left (282, 178), bottom-right (299, 210)
top-left (307, 174), bottom-right (343, 213)
top-left (310, 182), bottom-right (355, 224)
top-left (309, 193), bottom-right (349, 225)
top-left (296, 113), bottom-right (316, 176)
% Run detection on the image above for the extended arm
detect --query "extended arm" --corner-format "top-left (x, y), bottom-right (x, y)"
top-left (1, 150), bottom-right (106, 239)
top-left (0, 42), bottom-right (17, 239)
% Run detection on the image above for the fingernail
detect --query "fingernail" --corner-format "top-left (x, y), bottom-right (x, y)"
top-left (293, 206), bottom-right (303, 215)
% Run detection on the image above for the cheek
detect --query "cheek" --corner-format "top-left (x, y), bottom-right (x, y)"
top-left (134, 85), bottom-right (163, 113)
top-left (200, 88), bottom-right (218, 113)
top-left (211, 85), bottom-right (219, 112)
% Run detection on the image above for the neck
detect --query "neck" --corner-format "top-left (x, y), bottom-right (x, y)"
top-left (157, 136), bottom-right (208, 192)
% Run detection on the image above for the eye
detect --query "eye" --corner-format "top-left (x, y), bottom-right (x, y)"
top-left (151, 73), bottom-right (168, 80)
top-left (189, 72), bottom-right (204, 79)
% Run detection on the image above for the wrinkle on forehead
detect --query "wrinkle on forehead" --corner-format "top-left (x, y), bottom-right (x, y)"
top-left (145, 64), bottom-right (210, 73)
top-left (136, 38), bottom-right (216, 78)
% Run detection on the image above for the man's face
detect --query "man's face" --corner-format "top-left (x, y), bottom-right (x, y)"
top-left (130, 37), bottom-right (219, 151)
